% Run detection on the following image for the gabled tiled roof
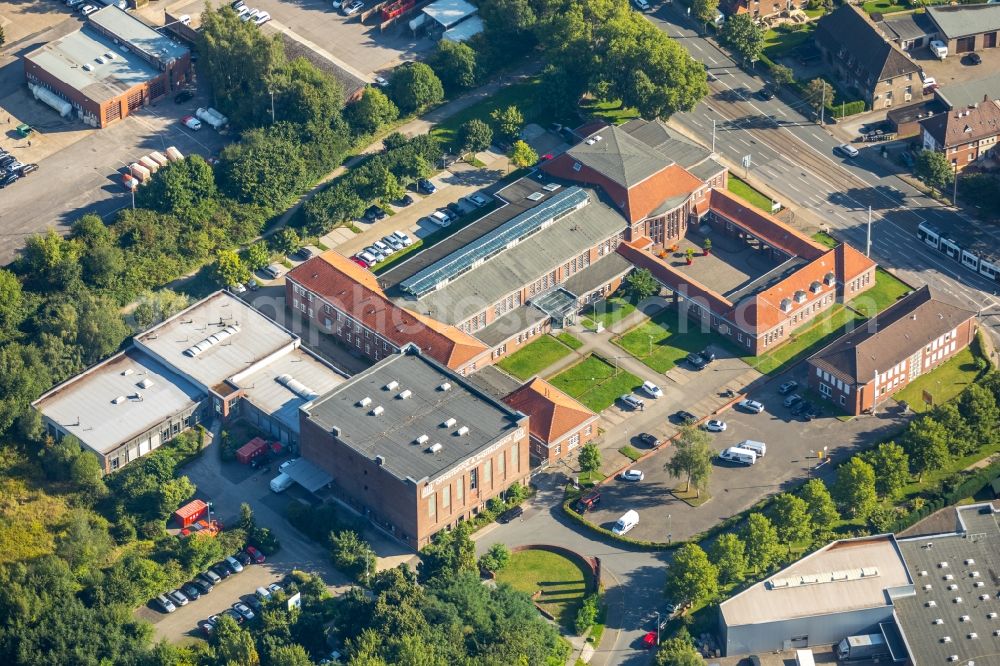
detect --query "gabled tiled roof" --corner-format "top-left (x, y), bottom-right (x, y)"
top-left (920, 100), bottom-right (1000, 149)
top-left (616, 239), bottom-right (733, 317)
top-left (808, 286), bottom-right (974, 384)
top-left (503, 377), bottom-right (597, 445)
top-left (815, 5), bottom-right (919, 82)
top-left (287, 252), bottom-right (488, 370)
top-left (626, 164), bottom-right (705, 223)
top-left (706, 189), bottom-right (829, 260)
top-left (566, 125), bottom-right (675, 189)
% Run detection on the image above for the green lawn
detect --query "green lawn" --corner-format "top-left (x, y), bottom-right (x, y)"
top-left (430, 77), bottom-right (553, 149)
top-left (495, 549), bottom-right (590, 633)
top-left (614, 309), bottom-right (718, 373)
top-left (894, 347), bottom-right (982, 413)
top-left (497, 334), bottom-right (575, 380)
top-left (580, 296), bottom-right (638, 331)
top-left (749, 305), bottom-right (866, 375)
top-left (550, 355), bottom-right (643, 412)
top-left (811, 231), bottom-right (838, 249)
top-left (861, 0), bottom-right (909, 15)
top-left (556, 332), bottom-right (584, 350)
top-left (579, 98), bottom-right (640, 125)
top-left (619, 445), bottom-right (643, 462)
top-left (727, 175), bottom-right (773, 213)
top-left (803, 7), bottom-right (826, 17)
top-left (847, 268), bottom-right (913, 318)
top-left (763, 24), bottom-right (816, 58)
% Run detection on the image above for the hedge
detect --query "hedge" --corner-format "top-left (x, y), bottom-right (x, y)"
top-left (827, 99), bottom-right (866, 118)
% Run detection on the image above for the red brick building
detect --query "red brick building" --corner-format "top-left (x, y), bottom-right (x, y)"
top-left (24, 7), bottom-right (190, 128)
top-left (299, 346), bottom-right (530, 549)
top-left (502, 377), bottom-right (598, 464)
top-left (806, 286), bottom-right (977, 415)
top-left (920, 100), bottom-right (1000, 171)
top-left (721, 0), bottom-right (808, 19)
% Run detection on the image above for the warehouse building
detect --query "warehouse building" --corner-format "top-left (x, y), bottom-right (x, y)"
top-left (23, 6), bottom-right (190, 127)
top-left (299, 345), bottom-right (530, 549)
top-left (34, 291), bottom-right (346, 472)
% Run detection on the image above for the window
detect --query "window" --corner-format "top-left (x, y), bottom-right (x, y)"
top-left (555, 444), bottom-right (562, 455)
top-left (456, 477), bottom-right (464, 506)
top-left (819, 383), bottom-right (832, 397)
top-left (428, 494), bottom-right (437, 521)
top-left (498, 451), bottom-right (505, 477)
top-left (511, 443), bottom-right (519, 472)
top-left (484, 459), bottom-right (492, 485)
top-left (442, 485), bottom-right (451, 510)
top-left (568, 433), bottom-right (580, 449)
top-left (585, 425), bottom-right (593, 436)
top-left (469, 468), bottom-right (478, 490)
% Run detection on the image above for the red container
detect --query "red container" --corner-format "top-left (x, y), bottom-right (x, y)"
top-left (236, 437), bottom-right (269, 465)
top-left (173, 499), bottom-right (208, 528)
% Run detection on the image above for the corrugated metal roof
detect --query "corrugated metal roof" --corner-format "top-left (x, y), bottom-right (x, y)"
top-left (89, 6), bottom-right (188, 63)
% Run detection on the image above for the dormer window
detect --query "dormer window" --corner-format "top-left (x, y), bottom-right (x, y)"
top-left (810, 281), bottom-right (822, 294)
top-left (794, 290), bottom-right (807, 304)
top-left (780, 298), bottom-right (792, 313)
top-left (824, 272), bottom-right (836, 286)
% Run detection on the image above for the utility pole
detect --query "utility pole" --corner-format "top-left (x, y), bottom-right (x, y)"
top-left (711, 119), bottom-right (716, 154)
top-left (866, 206), bottom-right (872, 257)
top-left (952, 161), bottom-right (958, 205)
top-left (655, 611), bottom-right (661, 647)
top-left (872, 368), bottom-right (879, 415)
top-left (820, 84), bottom-right (826, 125)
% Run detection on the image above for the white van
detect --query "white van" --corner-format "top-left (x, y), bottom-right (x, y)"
top-left (429, 211), bottom-right (451, 227)
top-left (270, 472), bottom-right (293, 493)
top-left (719, 447), bottom-right (757, 466)
top-left (737, 440), bottom-right (766, 457)
top-left (930, 40), bottom-right (948, 59)
top-left (611, 509), bottom-right (639, 535)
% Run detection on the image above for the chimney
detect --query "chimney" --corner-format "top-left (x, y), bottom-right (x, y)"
top-left (985, 94), bottom-right (990, 103)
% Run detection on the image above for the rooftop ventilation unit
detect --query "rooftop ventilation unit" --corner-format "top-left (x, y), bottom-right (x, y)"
top-left (919, 571), bottom-right (928, 577)
top-left (415, 434), bottom-right (429, 445)
top-left (96, 56), bottom-right (106, 64)
top-left (439, 382), bottom-right (452, 392)
top-left (138, 378), bottom-right (155, 389)
top-left (112, 395), bottom-right (126, 404)
top-left (276, 374), bottom-right (319, 400)
top-left (924, 584), bottom-right (933, 591)
top-left (945, 574), bottom-right (955, 580)
top-left (961, 616), bottom-right (971, 622)
top-left (542, 183), bottom-right (561, 192)
top-left (183, 323), bottom-right (241, 357)
top-left (975, 581), bottom-right (985, 587)
top-left (965, 559), bottom-right (975, 565)
top-left (83, 63), bottom-right (94, 72)
top-left (943, 637), bottom-right (952, 643)
top-left (358, 397), bottom-right (372, 408)
top-left (122, 368), bottom-right (134, 376)
top-left (934, 619), bottom-right (944, 625)
top-left (949, 584), bottom-right (959, 590)
top-left (427, 443), bottom-right (443, 454)
top-left (398, 389), bottom-right (412, 400)
top-left (968, 633), bottom-right (978, 640)
top-left (940, 562), bottom-right (950, 568)
top-left (948, 656), bottom-right (958, 662)
top-left (442, 417), bottom-right (457, 428)
top-left (527, 192), bottom-right (544, 202)
top-left (981, 594), bottom-right (990, 601)
top-left (104, 51), bottom-right (116, 59)
top-left (954, 597), bottom-right (963, 604)
top-left (971, 571), bottom-right (980, 578)
top-left (456, 425), bottom-right (469, 436)
top-left (927, 601), bottom-right (937, 607)
top-left (988, 612), bottom-right (998, 619)
top-left (370, 406), bottom-right (384, 416)
top-left (375, 455), bottom-right (385, 466)
top-left (585, 139), bottom-right (596, 145)
top-left (594, 135), bottom-right (603, 142)
top-left (385, 380), bottom-right (399, 391)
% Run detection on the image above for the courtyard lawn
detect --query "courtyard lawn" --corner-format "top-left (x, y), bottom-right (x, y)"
top-left (550, 355), bottom-right (643, 412)
top-left (811, 231), bottom-right (838, 249)
top-left (749, 305), bottom-right (866, 375)
top-left (847, 268), bottom-right (914, 318)
top-left (495, 549), bottom-right (590, 633)
top-left (556, 332), bottom-right (585, 350)
top-left (579, 98), bottom-right (640, 125)
top-left (580, 296), bottom-right (638, 331)
top-left (727, 175), bottom-right (773, 213)
top-left (431, 78), bottom-right (552, 149)
top-left (497, 334), bottom-right (575, 380)
top-left (614, 310), bottom-right (718, 373)
top-left (763, 24), bottom-right (816, 58)
top-left (894, 347), bottom-right (982, 413)
top-left (861, 0), bottom-right (909, 15)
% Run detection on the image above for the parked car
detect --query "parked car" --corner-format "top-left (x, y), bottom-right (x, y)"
top-left (640, 380), bottom-right (663, 398)
top-left (638, 433), bottom-right (659, 448)
top-left (331, 0), bottom-right (343, 8)
top-left (671, 410), bottom-right (696, 424)
top-left (180, 583), bottom-right (201, 600)
top-left (686, 352), bottom-right (707, 369)
top-left (253, 10), bottom-right (270, 25)
top-left (224, 608), bottom-right (245, 625)
top-left (297, 246), bottom-right (315, 260)
top-left (191, 578), bottom-right (214, 594)
top-left (372, 239), bottom-right (394, 256)
top-left (245, 595), bottom-right (263, 612)
top-left (619, 394), bottom-right (645, 410)
top-left (620, 469), bottom-right (644, 482)
top-left (438, 208), bottom-right (458, 223)
top-left (155, 594), bottom-right (177, 613)
top-left (342, 0), bottom-right (363, 14)
top-left (446, 202), bottom-right (464, 217)
top-left (0, 173), bottom-right (18, 188)
top-left (200, 569), bottom-right (222, 586)
top-left (737, 398), bottom-right (765, 414)
top-left (417, 178), bottom-right (437, 194)
top-left (233, 601), bottom-right (255, 621)
top-left (174, 89), bottom-right (195, 104)
top-left (383, 235), bottom-right (405, 251)
top-left (836, 144), bottom-right (860, 159)
top-left (211, 562), bottom-right (233, 579)
top-left (198, 620), bottom-right (215, 636)
top-left (791, 399), bottom-right (811, 415)
top-left (784, 394), bottom-right (803, 408)
top-left (267, 582), bottom-right (283, 596)
top-left (229, 283), bottom-right (246, 295)
top-left (279, 457), bottom-right (299, 473)
top-left (699, 348), bottom-right (716, 364)
top-left (234, 551), bottom-right (252, 566)
top-left (373, 75), bottom-right (389, 87)
top-left (778, 380), bottom-right (798, 395)
top-left (182, 115), bottom-right (202, 130)
top-left (231, 0), bottom-right (245, 7)
top-left (467, 192), bottom-right (490, 207)
top-left (351, 255), bottom-right (370, 268)
top-left (497, 505), bottom-right (524, 523)
top-left (704, 419), bottom-right (727, 432)
top-left (262, 263), bottom-right (283, 279)
top-left (396, 193), bottom-right (414, 206)
top-left (81, 5), bottom-right (99, 15)
top-left (757, 86), bottom-right (775, 101)
top-left (364, 205), bottom-right (387, 222)
top-left (168, 589), bottom-right (190, 607)
top-left (632, 0), bottom-right (650, 10)
top-left (224, 555), bottom-right (244, 573)
top-left (364, 246), bottom-right (386, 262)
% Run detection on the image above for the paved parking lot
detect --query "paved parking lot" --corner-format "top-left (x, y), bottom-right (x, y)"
top-left (913, 43), bottom-right (1000, 88)
top-left (584, 365), bottom-right (907, 544)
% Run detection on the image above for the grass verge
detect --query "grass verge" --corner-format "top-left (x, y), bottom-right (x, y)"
top-left (550, 354), bottom-right (642, 412)
top-left (580, 296), bottom-right (638, 331)
top-left (894, 347), bottom-right (981, 413)
top-left (671, 486), bottom-right (712, 507)
top-left (861, 0), bottom-right (909, 15)
top-left (747, 305), bottom-right (865, 376)
top-left (619, 445), bottom-right (643, 462)
top-left (579, 98), bottom-right (640, 125)
top-left (727, 175), bottom-right (773, 213)
top-left (847, 268), bottom-right (913, 318)
top-left (495, 550), bottom-right (590, 633)
top-left (614, 308), bottom-right (718, 373)
top-left (497, 334), bottom-right (576, 380)
top-left (556, 332), bottom-right (585, 350)
top-left (431, 78), bottom-right (554, 149)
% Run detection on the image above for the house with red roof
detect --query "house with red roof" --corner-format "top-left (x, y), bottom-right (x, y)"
top-left (502, 377), bottom-right (599, 464)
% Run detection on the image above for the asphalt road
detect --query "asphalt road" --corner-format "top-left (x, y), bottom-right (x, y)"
top-left (646, 5), bottom-right (1000, 334)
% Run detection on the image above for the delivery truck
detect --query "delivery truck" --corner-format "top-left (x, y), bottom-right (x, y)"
top-left (837, 634), bottom-right (890, 661)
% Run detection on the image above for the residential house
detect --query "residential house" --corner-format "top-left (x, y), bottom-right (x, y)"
top-left (502, 377), bottom-right (598, 464)
top-left (920, 98), bottom-right (1000, 170)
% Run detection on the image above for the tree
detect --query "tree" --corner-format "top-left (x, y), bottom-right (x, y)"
top-left (460, 119), bottom-right (493, 156)
top-left (721, 13), bottom-right (764, 65)
top-left (800, 78), bottom-right (832, 118)
top-left (709, 533), bottom-right (747, 585)
top-left (490, 105), bottom-right (524, 143)
top-left (239, 502), bottom-right (255, 532)
top-left (136, 155), bottom-right (218, 218)
top-left (243, 241), bottom-right (271, 271)
top-left (933, 402), bottom-right (973, 456)
top-left (274, 56), bottom-right (345, 128)
top-left (833, 456), bottom-right (878, 519)
top-left (478, 543), bottom-right (511, 572)
top-left (158, 476), bottom-right (197, 518)
top-left (508, 140), bottom-right (538, 169)
top-left (0, 268), bottom-right (25, 341)
top-left (666, 425), bottom-right (713, 498)
top-left (217, 128), bottom-right (310, 213)
top-left (769, 493), bottom-right (812, 553)
top-left (655, 636), bottom-right (704, 666)
top-left (271, 228), bottom-right (300, 256)
top-left (213, 614), bottom-right (260, 666)
top-left (303, 182), bottom-right (367, 235)
top-left (18, 229), bottom-right (82, 292)
top-left (330, 530), bottom-right (376, 583)
top-left (665, 543), bottom-right (718, 607)
top-left (70, 451), bottom-right (107, 496)
top-left (365, 166), bottom-right (406, 203)
top-left (625, 268), bottom-right (659, 301)
top-left (578, 442), bottom-right (602, 474)
top-left (131, 289), bottom-right (190, 329)
top-left (347, 87), bottom-right (399, 134)
top-left (691, 0), bottom-right (719, 29)
top-left (869, 441), bottom-right (910, 500)
top-left (419, 522), bottom-right (477, 582)
top-left (799, 478), bottom-right (839, 533)
top-left (0, 343), bottom-right (51, 433)
top-left (213, 249), bottom-right (251, 287)
top-left (771, 63), bottom-right (795, 87)
top-left (76, 292), bottom-right (130, 364)
top-left (388, 62), bottom-right (444, 114)
top-left (268, 645), bottom-right (313, 666)
top-left (915, 149), bottom-right (954, 196)
top-left (959, 383), bottom-right (998, 448)
top-left (905, 415), bottom-right (950, 481)
top-left (742, 512), bottom-right (780, 573)
top-left (429, 39), bottom-right (478, 92)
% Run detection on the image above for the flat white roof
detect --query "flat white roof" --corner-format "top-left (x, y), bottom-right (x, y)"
top-left (721, 536), bottom-right (912, 627)
top-left (422, 0), bottom-right (477, 29)
top-left (135, 291), bottom-right (297, 393)
top-left (33, 349), bottom-right (204, 454)
top-left (233, 347), bottom-right (347, 433)
top-left (442, 15), bottom-right (483, 42)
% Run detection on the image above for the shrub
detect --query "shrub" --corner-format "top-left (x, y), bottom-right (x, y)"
top-left (574, 593), bottom-right (600, 635)
top-left (828, 99), bottom-right (866, 118)
top-left (249, 526), bottom-right (281, 555)
top-left (478, 543), bottom-right (511, 573)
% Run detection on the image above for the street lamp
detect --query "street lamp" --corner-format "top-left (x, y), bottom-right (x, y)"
top-left (667, 514), bottom-right (672, 544)
top-left (269, 90), bottom-right (275, 124)
top-left (655, 611), bottom-right (661, 646)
